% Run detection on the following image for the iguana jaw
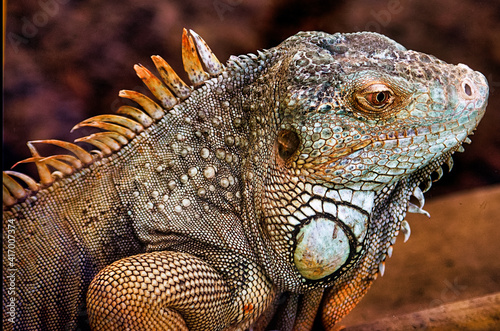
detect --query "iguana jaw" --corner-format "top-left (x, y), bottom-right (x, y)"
top-left (259, 149), bottom-right (453, 289)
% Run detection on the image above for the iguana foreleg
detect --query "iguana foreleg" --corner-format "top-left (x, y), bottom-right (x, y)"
top-left (87, 251), bottom-right (276, 330)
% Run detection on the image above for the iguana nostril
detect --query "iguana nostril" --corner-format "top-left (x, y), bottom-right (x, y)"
top-left (459, 77), bottom-right (479, 99)
top-left (464, 83), bottom-right (472, 96)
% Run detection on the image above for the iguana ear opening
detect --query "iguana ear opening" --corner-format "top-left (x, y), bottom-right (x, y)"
top-left (276, 129), bottom-right (300, 164)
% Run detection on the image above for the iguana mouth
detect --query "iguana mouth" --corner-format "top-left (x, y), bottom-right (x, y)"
top-left (311, 139), bottom-right (372, 169)
top-left (417, 126), bottom-right (477, 194)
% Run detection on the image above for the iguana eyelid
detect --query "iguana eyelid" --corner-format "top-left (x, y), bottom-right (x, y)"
top-left (360, 83), bottom-right (393, 95)
top-left (348, 77), bottom-right (413, 118)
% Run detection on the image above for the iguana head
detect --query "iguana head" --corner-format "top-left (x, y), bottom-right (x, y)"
top-left (276, 31), bottom-right (488, 188)
top-left (247, 31), bottom-right (488, 288)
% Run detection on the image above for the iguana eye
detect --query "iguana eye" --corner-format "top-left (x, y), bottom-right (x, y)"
top-left (352, 82), bottom-right (399, 117)
top-left (358, 83), bottom-right (394, 109)
top-left (366, 90), bottom-right (391, 106)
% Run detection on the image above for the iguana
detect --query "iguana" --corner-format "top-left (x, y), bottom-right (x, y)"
top-left (3, 29), bottom-right (488, 330)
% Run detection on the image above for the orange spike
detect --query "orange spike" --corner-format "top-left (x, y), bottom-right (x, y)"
top-left (151, 55), bottom-right (191, 99)
top-left (41, 155), bottom-right (83, 170)
top-left (89, 136), bottom-right (121, 151)
top-left (3, 172), bottom-right (28, 200)
top-left (189, 29), bottom-right (223, 76)
top-left (119, 90), bottom-right (164, 120)
top-left (76, 136), bottom-right (113, 156)
top-left (92, 136), bottom-right (121, 151)
top-left (15, 155), bottom-right (75, 177)
top-left (182, 28), bottom-right (209, 86)
top-left (13, 156), bottom-right (40, 167)
top-left (4, 170), bottom-right (40, 192)
top-left (77, 115), bottom-right (144, 133)
top-left (116, 105), bottom-right (153, 127)
top-left (3, 185), bottom-right (18, 207)
top-left (96, 131), bottom-right (129, 146)
top-left (78, 132), bottom-right (123, 155)
top-left (39, 156), bottom-right (75, 175)
top-left (134, 64), bottom-right (178, 109)
top-left (72, 120), bottom-right (135, 140)
top-left (80, 131), bottom-right (129, 148)
top-left (30, 139), bottom-right (93, 165)
top-left (26, 142), bottom-right (54, 186)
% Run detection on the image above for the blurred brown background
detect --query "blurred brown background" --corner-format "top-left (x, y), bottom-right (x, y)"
top-left (4, 0), bottom-right (500, 195)
top-left (4, 0), bottom-right (500, 197)
top-left (4, 0), bottom-right (500, 329)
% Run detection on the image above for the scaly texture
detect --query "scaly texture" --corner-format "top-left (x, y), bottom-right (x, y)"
top-left (3, 29), bottom-right (488, 330)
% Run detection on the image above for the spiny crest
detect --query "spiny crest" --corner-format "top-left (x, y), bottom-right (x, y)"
top-left (3, 28), bottom-right (224, 208)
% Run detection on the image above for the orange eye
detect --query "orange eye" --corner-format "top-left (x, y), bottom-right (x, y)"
top-left (366, 91), bottom-right (391, 107)
top-left (349, 78), bottom-right (411, 119)
top-left (354, 83), bottom-right (396, 113)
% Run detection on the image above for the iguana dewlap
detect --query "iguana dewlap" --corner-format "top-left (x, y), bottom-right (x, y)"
top-left (3, 29), bottom-right (488, 330)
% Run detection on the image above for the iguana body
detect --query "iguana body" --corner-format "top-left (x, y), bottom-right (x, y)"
top-left (3, 29), bottom-right (488, 330)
